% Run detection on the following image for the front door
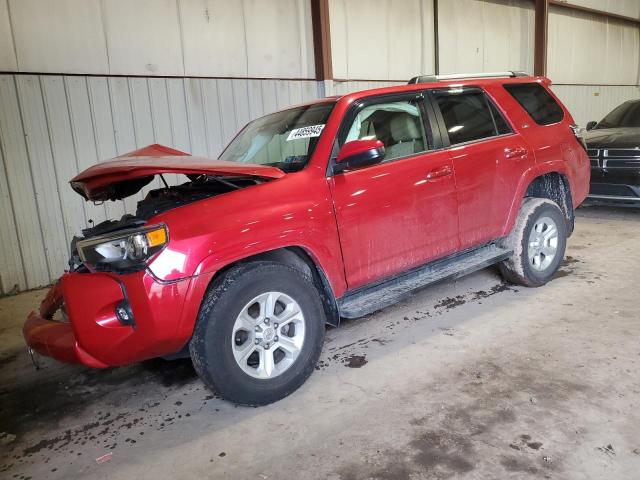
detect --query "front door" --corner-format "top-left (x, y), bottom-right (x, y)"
top-left (328, 94), bottom-right (460, 290)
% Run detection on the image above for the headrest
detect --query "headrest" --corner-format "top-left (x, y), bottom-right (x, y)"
top-left (390, 114), bottom-right (421, 142)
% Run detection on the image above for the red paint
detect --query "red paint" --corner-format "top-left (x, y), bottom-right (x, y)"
top-left (24, 76), bottom-right (589, 368)
top-left (482, 82), bottom-right (590, 235)
top-left (329, 149), bottom-right (459, 288)
top-left (449, 133), bottom-right (535, 248)
top-left (336, 138), bottom-right (384, 162)
top-left (70, 144), bottom-right (285, 201)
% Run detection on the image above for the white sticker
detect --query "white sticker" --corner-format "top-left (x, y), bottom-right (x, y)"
top-left (286, 124), bottom-right (325, 141)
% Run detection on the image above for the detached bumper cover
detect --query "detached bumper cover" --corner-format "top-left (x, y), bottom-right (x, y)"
top-left (23, 311), bottom-right (108, 368)
top-left (23, 270), bottom-right (212, 368)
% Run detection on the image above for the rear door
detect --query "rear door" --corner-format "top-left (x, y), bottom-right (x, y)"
top-left (503, 82), bottom-right (590, 204)
top-left (328, 92), bottom-right (459, 290)
top-left (430, 87), bottom-right (533, 249)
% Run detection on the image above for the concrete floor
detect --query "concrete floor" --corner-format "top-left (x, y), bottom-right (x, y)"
top-left (1, 205), bottom-right (639, 480)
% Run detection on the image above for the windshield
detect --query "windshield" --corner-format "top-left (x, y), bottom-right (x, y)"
top-left (596, 101), bottom-right (640, 129)
top-left (219, 102), bottom-right (335, 172)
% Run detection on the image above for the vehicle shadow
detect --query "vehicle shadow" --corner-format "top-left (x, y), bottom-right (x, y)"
top-left (577, 203), bottom-right (640, 221)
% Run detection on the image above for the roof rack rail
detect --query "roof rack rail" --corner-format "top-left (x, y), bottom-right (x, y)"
top-left (407, 71), bottom-right (529, 84)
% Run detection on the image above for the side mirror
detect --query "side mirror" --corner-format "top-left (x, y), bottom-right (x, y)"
top-left (333, 139), bottom-right (385, 174)
top-left (586, 121), bottom-right (597, 130)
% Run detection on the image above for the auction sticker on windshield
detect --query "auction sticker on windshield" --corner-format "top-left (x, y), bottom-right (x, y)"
top-left (286, 124), bottom-right (325, 141)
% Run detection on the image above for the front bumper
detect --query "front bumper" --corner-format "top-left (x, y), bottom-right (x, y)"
top-left (23, 270), bottom-right (210, 368)
top-left (24, 312), bottom-right (109, 368)
top-left (587, 148), bottom-right (640, 206)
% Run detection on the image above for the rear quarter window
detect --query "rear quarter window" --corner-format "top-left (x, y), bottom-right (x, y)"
top-left (504, 83), bottom-right (564, 126)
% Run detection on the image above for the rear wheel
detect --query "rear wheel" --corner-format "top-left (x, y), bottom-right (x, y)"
top-left (189, 261), bottom-right (325, 405)
top-left (499, 198), bottom-right (567, 287)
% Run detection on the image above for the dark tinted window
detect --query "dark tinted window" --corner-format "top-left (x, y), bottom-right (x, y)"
top-left (596, 101), bottom-right (640, 128)
top-left (434, 90), bottom-right (505, 145)
top-left (504, 83), bottom-right (564, 125)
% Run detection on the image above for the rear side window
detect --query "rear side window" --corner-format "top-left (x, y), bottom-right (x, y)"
top-left (504, 83), bottom-right (564, 125)
top-left (433, 89), bottom-right (511, 145)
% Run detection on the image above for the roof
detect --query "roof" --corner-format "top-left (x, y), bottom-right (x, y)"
top-left (334, 74), bottom-right (550, 104)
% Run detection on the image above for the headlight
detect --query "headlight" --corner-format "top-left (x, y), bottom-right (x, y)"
top-left (77, 224), bottom-right (168, 273)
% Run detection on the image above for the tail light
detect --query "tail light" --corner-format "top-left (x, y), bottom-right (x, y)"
top-left (570, 124), bottom-right (588, 151)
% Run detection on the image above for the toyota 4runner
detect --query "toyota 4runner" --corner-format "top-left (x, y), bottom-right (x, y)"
top-left (24, 72), bottom-right (590, 405)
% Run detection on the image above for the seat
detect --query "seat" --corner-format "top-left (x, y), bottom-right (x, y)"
top-left (384, 113), bottom-right (425, 161)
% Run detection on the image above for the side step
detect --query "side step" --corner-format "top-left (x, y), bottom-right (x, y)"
top-left (337, 244), bottom-right (512, 319)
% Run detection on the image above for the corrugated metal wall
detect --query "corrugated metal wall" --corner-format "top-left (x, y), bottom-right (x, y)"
top-left (551, 85), bottom-right (640, 126)
top-left (546, 4), bottom-right (640, 129)
top-left (1, 0), bottom-right (316, 78)
top-left (325, 80), bottom-right (403, 96)
top-left (0, 74), bottom-right (319, 294)
top-left (564, 0), bottom-right (640, 19)
top-left (329, 0), bottom-right (436, 80)
top-left (438, 0), bottom-right (535, 75)
top-left (548, 6), bottom-right (640, 85)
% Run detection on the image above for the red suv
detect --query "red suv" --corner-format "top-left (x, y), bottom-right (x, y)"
top-left (24, 72), bottom-right (590, 405)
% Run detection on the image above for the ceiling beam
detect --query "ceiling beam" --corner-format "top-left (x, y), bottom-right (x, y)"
top-left (534, 0), bottom-right (549, 76)
top-left (310, 0), bottom-right (333, 81)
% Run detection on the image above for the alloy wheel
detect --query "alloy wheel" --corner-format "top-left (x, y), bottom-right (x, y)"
top-left (231, 292), bottom-right (306, 379)
top-left (527, 216), bottom-right (559, 271)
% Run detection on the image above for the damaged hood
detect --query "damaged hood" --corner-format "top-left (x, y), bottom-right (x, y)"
top-left (70, 144), bottom-right (285, 201)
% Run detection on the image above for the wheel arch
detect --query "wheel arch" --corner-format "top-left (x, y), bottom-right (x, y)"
top-left (200, 246), bottom-right (340, 328)
top-left (504, 167), bottom-right (575, 239)
top-left (524, 172), bottom-right (574, 235)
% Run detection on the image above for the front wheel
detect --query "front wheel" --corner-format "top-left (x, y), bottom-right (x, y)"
top-left (499, 198), bottom-right (567, 287)
top-left (189, 261), bottom-right (325, 405)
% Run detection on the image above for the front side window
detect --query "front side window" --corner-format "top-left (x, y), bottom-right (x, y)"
top-left (596, 101), bottom-right (640, 129)
top-left (434, 89), bottom-right (510, 145)
top-left (342, 98), bottom-right (429, 163)
top-left (220, 102), bottom-right (335, 173)
top-left (504, 83), bottom-right (564, 126)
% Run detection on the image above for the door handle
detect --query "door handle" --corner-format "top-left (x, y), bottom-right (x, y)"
top-left (426, 165), bottom-right (453, 180)
top-left (504, 147), bottom-right (528, 159)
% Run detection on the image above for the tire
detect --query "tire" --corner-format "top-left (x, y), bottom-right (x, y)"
top-left (189, 261), bottom-right (325, 405)
top-left (499, 198), bottom-right (567, 287)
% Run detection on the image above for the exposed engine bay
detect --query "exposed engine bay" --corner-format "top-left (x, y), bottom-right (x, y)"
top-left (69, 175), bottom-right (261, 271)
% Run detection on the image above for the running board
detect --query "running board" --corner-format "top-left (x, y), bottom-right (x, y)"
top-left (337, 244), bottom-right (512, 319)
